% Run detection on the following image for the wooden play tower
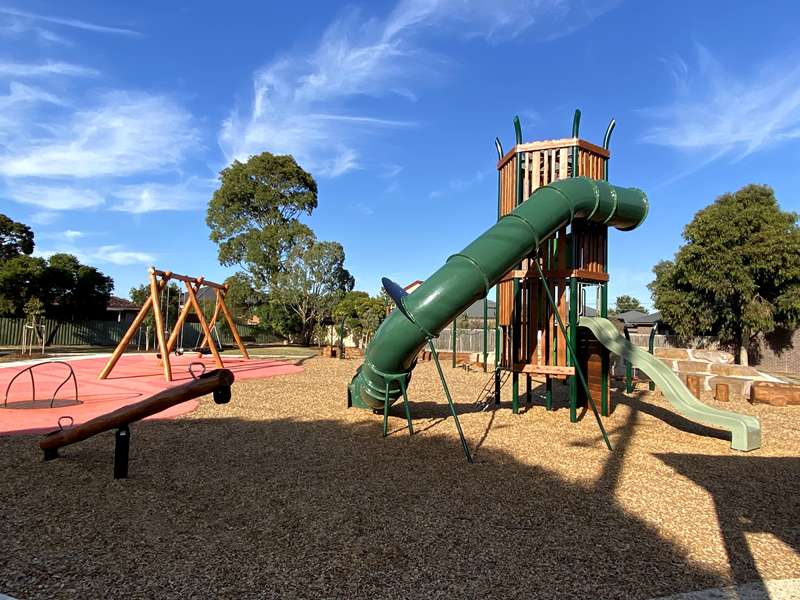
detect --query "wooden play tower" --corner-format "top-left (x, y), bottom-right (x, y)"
top-left (494, 110), bottom-right (614, 420)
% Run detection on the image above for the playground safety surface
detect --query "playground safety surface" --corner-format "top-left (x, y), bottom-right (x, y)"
top-left (0, 355), bottom-right (797, 599)
top-left (0, 354), bottom-right (303, 435)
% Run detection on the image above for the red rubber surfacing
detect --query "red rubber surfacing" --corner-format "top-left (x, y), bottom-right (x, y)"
top-left (0, 354), bottom-right (303, 435)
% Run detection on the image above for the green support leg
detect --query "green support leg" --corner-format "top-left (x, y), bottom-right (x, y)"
top-left (382, 375), bottom-right (414, 437)
top-left (568, 276), bottom-right (578, 423)
top-left (512, 277), bottom-right (520, 414)
top-left (428, 340), bottom-right (473, 463)
top-left (600, 282), bottom-right (610, 416)
top-left (545, 376), bottom-right (553, 411)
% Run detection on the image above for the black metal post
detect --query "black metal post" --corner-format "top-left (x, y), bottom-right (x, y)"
top-left (114, 424), bottom-right (131, 479)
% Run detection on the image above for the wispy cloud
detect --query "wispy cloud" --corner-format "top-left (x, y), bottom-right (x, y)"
top-left (0, 7), bottom-right (140, 37)
top-left (3, 182), bottom-right (105, 209)
top-left (36, 243), bottom-right (155, 266)
top-left (642, 44), bottom-right (800, 159)
top-left (0, 91), bottom-right (199, 178)
top-left (0, 60), bottom-right (99, 78)
top-left (428, 169), bottom-right (488, 198)
top-left (110, 177), bottom-right (216, 213)
top-left (220, 0), bottom-right (618, 178)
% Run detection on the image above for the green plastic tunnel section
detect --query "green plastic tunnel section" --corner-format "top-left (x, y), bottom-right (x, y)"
top-left (579, 316), bottom-right (761, 451)
top-left (348, 176), bottom-right (648, 411)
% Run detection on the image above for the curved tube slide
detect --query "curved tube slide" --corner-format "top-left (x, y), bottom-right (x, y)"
top-left (580, 316), bottom-right (761, 451)
top-left (349, 177), bottom-right (648, 410)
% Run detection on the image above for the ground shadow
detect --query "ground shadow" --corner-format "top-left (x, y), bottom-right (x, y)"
top-left (656, 453), bottom-right (800, 585)
top-left (0, 410), bottom-right (769, 599)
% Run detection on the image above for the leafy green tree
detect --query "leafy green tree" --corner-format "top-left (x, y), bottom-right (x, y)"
top-left (0, 255), bottom-right (48, 316)
top-left (334, 291), bottom-right (386, 347)
top-left (45, 253), bottom-right (113, 321)
top-left (614, 295), bottom-right (645, 313)
top-left (206, 152), bottom-right (317, 288)
top-left (649, 184), bottom-right (800, 364)
top-left (0, 214), bottom-right (34, 260)
top-left (270, 236), bottom-right (354, 345)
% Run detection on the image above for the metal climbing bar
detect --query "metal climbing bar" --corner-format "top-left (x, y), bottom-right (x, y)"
top-left (532, 259), bottom-right (613, 451)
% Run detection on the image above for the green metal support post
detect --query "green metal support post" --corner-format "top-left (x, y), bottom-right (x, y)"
top-left (600, 117), bottom-right (615, 414)
top-left (648, 326), bottom-right (657, 391)
top-left (600, 282), bottom-right (610, 415)
top-left (428, 340), bottom-right (473, 463)
top-left (624, 326), bottom-right (634, 393)
top-left (511, 115), bottom-right (523, 414)
top-left (483, 297), bottom-right (488, 373)
top-left (568, 275), bottom-right (579, 422)
top-left (494, 137), bottom-right (503, 406)
top-left (533, 260), bottom-right (612, 451)
top-left (451, 317), bottom-right (457, 368)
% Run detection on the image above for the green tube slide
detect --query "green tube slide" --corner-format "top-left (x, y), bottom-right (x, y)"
top-left (349, 177), bottom-right (648, 410)
top-left (580, 316), bottom-right (761, 451)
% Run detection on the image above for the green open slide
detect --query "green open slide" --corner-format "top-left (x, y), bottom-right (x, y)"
top-left (580, 316), bottom-right (761, 451)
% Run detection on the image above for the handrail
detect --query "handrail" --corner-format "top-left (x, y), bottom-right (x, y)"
top-left (3, 361), bottom-right (79, 408)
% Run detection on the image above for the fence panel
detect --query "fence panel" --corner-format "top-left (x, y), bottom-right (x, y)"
top-left (0, 317), bottom-right (279, 348)
top-left (432, 328), bottom-right (496, 354)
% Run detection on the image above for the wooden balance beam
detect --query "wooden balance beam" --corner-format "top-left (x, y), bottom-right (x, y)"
top-left (40, 368), bottom-right (234, 478)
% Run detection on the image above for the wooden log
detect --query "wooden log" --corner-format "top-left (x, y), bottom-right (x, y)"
top-left (686, 374), bottom-right (702, 399)
top-left (216, 290), bottom-right (251, 359)
top-left (750, 381), bottom-right (800, 406)
top-left (97, 278), bottom-right (165, 380)
top-left (40, 369), bottom-right (235, 452)
top-left (150, 272), bottom-right (172, 382)
top-left (184, 280), bottom-right (225, 369)
top-left (714, 383), bottom-right (730, 402)
top-left (198, 290), bottom-right (223, 350)
top-left (150, 268), bottom-right (226, 290)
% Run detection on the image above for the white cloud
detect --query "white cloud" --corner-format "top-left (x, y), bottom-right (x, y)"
top-left (642, 45), bottom-right (800, 159)
top-left (36, 243), bottom-right (155, 266)
top-left (428, 169), bottom-right (488, 198)
top-left (110, 177), bottom-right (216, 213)
top-left (220, 0), bottom-right (618, 178)
top-left (28, 211), bottom-right (59, 225)
top-left (0, 60), bottom-right (99, 78)
top-left (94, 245), bottom-right (155, 265)
top-left (0, 91), bottom-right (199, 178)
top-left (3, 182), bottom-right (104, 209)
top-left (0, 7), bottom-right (140, 37)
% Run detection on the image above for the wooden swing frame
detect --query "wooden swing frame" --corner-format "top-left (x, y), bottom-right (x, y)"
top-left (98, 267), bottom-right (251, 382)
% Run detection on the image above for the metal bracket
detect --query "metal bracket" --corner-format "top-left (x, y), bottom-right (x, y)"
top-left (114, 424), bottom-right (131, 479)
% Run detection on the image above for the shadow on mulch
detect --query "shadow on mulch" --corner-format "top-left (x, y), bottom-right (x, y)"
top-left (3, 406), bottom-right (796, 600)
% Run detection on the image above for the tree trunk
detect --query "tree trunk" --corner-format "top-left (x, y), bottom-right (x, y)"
top-left (738, 329), bottom-right (749, 366)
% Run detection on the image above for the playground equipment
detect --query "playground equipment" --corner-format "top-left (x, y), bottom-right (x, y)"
top-left (349, 111), bottom-right (761, 454)
top-left (580, 317), bottom-right (760, 451)
top-left (3, 361), bottom-right (79, 408)
top-left (41, 367), bottom-right (234, 478)
top-left (99, 267), bottom-right (250, 382)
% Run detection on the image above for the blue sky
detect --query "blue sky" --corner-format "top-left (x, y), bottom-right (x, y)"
top-left (1, 1), bottom-right (799, 309)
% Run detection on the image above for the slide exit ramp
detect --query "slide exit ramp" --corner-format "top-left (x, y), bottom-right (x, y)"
top-left (580, 316), bottom-right (761, 451)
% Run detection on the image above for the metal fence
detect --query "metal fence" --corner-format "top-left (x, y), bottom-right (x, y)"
top-left (0, 317), bottom-right (279, 348)
top-left (432, 328), bottom-right (496, 354)
top-left (425, 327), bottom-right (721, 356)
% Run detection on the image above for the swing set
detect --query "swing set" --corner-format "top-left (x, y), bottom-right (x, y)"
top-left (98, 267), bottom-right (250, 382)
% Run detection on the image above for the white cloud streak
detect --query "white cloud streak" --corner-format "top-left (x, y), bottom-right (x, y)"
top-left (0, 91), bottom-right (199, 178)
top-left (110, 177), bottom-right (216, 213)
top-left (220, 0), bottom-right (618, 177)
top-left (0, 7), bottom-right (140, 37)
top-left (642, 45), bottom-right (800, 159)
top-left (0, 60), bottom-right (99, 78)
top-left (3, 182), bottom-right (104, 209)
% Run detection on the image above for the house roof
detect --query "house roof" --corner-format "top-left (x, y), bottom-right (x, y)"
top-left (107, 296), bottom-right (140, 311)
top-left (617, 310), bottom-right (661, 325)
